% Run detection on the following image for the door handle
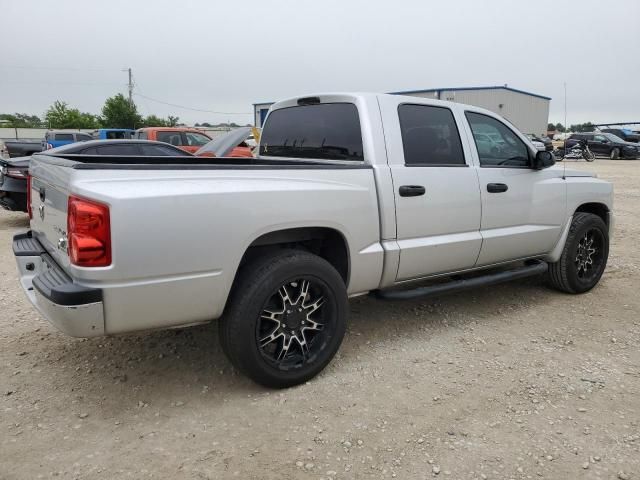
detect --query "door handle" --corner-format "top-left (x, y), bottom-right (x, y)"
top-left (399, 185), bottom-right (426, 197)
top-left (487, 183), bottom-right (508, 193)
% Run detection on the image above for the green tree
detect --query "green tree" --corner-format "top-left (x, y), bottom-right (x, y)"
top-left (167, 115), bottom-right (179, 127)
top-left (142, 114), bottom-right (169, 127)
top-left (0, 113), bottom-right (43, 128)
top-left (555, 123), bottom-right (566, 133)
top-left (44, 101), bottom-right (100, 129)
top-left (101, 94), bottom-right (143, 129)
top-left (569, 122), bottom-right (594, 133)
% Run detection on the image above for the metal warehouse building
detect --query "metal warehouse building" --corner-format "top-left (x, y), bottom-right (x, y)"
top-left (253, 85), bottom-right (551, 136)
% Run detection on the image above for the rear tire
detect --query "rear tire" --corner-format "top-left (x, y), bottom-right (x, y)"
top-left (547, 212), bottom-right (609, 294)
top-left (610, 148), bottom-right (620, 160)
top-left (219, 249), bottom-right (348, 388)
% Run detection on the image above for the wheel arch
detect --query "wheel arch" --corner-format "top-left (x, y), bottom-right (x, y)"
top-left (575, 202), bottom-right (610, 228)
top-left (236, 227), bottom-right (351, 287)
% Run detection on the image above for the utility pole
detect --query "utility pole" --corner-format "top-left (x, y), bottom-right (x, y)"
top-left (127, 68), bottom-right (133, 106)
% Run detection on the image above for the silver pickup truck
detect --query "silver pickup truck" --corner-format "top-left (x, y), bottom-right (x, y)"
top-left (13, 93), bottom-right (613, 387)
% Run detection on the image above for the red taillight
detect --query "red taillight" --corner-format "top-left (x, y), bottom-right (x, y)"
top-left (27, 175), bottom-right (32, 219)
top-left (67, 195), bottom-right (111, 267)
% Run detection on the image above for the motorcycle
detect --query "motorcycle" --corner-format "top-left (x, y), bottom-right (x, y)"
top-left (556, 139), bottom-right (595, 162)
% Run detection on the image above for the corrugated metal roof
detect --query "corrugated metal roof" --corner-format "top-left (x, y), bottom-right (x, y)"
top-left (389, 85), bottom-right (551, 101)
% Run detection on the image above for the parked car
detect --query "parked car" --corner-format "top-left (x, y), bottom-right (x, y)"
top-left (530, 139), bottom-right (546, 152)
top-left (15, 93), bottom-right (612, 388)
top-left (566, 132), bottom-right (639, 159)
top-left (472, 132), bottom-right (506, 156)
top-left (134, 127), bottom-right (212, 154)
top-left (0, 140), bottom-right (191, 212)
top-left (0, 139), bottom-right (9, 159)
top-left (526, 134), bottom-right (553, 151)
top-left (600, 128), bottom-right (640, 143)
top-left (92, 129), bottom-right (135, 140)
top-left (43, 130), bottom-right (93, 150)
top-left (3, 139), bottom-right (44, 157)
top-left (195, 127), bottom-right (255, 158)
top-left (0, 156), bottom-right (29, 211)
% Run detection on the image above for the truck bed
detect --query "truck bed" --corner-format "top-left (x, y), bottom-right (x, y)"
top-left (43, 153), bottom-right (372, 170)
top-left (26, 152), bottom-right (385, 335)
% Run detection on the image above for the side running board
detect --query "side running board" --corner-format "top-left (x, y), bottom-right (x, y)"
top-left (373, 261), bottom-right (548, 301)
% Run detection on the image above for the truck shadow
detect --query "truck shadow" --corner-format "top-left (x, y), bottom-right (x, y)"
top-left (33, 276), bottom-right (552, 405)
top-left (0, 212), bottom-right (29, 229)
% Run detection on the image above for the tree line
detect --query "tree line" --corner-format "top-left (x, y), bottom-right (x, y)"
top-left (548, 122), bottom-right (597, 133)
top-left (0, 93), bottom-right (179, 130)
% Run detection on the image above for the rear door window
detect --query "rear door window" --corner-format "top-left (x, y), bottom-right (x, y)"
top-left (94, 144), bottom-right (141, 155)
top-left (54, 133), bottom-right (74, 141)
top-left (140, 144), bottom-right (189, 156)
top-left (184, 132), bottom-right (210, 146)
top-left (105, 131), bottom-right (130, 139)
top-left (76, 133), bottom-right (92, 142)
top-left (259, 103), bottom-right (364, 161)
top-left (156, 131), bottom-right (183, 146)
top-left (398, 104), bottom-right (465, 166)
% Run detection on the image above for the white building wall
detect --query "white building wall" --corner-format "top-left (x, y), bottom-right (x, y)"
top-left (398, 91), bottom-right (439, 100)
top-left (254, 103), bottom-right (274, 127)
top-left (437, 89), bottom-right (549, 135)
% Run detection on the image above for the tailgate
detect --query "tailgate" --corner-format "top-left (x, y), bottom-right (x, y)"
top-left (29, 156), bottom-right (73, 272)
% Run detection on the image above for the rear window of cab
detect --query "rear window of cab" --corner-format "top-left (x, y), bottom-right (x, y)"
top-left (259, 103), bottom-right (364, 161)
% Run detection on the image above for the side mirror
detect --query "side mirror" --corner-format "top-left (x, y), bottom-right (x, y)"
top-left (533, 150), bottom-right (555, 170)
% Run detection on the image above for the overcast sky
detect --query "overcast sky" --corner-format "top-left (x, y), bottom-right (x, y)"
top-left (1, 0), bottom-right (638, 126)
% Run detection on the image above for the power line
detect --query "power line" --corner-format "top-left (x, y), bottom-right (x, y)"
top-left (133, 92), bottom-right (252, 115)
top-left (0, 65), bottom-right (118, 72)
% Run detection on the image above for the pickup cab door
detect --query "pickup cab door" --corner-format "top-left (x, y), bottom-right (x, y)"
top-left (378, 97), bottom-right (482, 282)
top-left (463, 111), bottom-right (566, 266)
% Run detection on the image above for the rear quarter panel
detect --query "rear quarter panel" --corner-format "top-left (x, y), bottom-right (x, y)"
top-left (69, 167), bottom-right (383, 334)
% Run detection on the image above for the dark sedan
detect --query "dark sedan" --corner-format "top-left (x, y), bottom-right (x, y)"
top-left (0, 140), bottom-right (192, 213)
top-left (565, 132), bottom-right (639, 160)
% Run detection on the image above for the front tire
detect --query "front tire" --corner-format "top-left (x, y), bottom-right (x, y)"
top-left (547, 212), bottom-right (609, 294)
top-left (584, 149), bottom-right (595, 162)
top-left (219, 250), bottom-right (348, 388)
top-left (610, 148), bottom-right (620, 160)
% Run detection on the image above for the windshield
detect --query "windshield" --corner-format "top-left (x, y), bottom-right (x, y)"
top-left (45, 142), bottom-right (89, 154)
top-left (195, 127), bottom-right (253, 157)
top-left (603, 133), bottom-right (625, 142)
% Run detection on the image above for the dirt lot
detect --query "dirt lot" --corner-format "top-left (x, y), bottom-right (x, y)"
top-left (1, 160), bottom-right (639, 480)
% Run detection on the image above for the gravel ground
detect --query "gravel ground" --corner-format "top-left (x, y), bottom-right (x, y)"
top-left (1, 160), bottom-right (639, 480)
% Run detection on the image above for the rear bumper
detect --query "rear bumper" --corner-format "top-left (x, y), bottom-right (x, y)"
top-left (13, 232), bottom-right (105, 337)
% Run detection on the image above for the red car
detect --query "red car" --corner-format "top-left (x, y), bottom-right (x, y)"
top-left (134, 127), bottom-right (212, 154)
